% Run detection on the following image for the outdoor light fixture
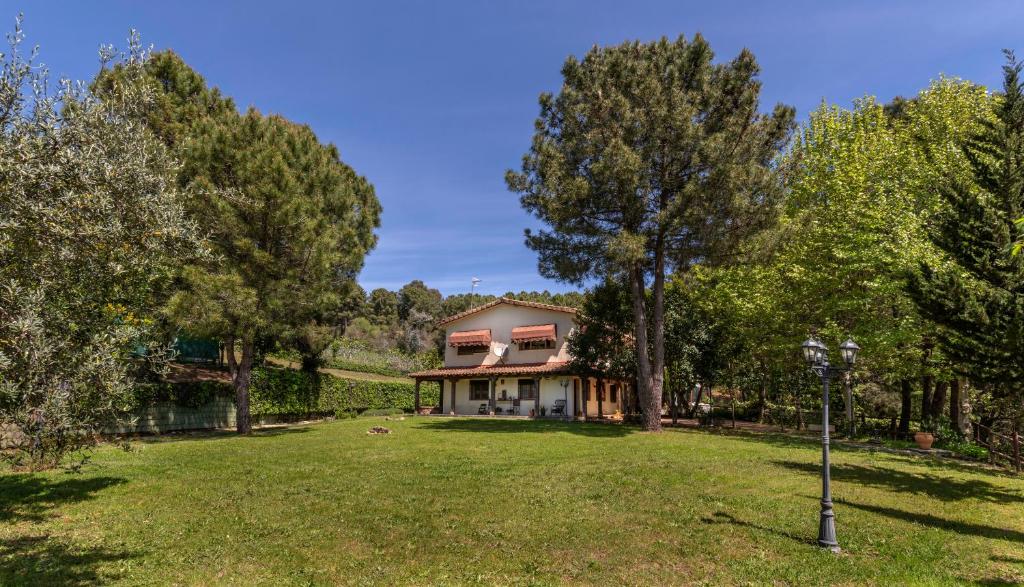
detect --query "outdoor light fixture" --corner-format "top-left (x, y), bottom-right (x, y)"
top-left (839, 339), bottom-right (860, 367)
top-left (800, 334), bottom-right (859, 554)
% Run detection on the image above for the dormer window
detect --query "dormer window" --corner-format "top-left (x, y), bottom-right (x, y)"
top-left (449, 329), bottom-right (491, 355)
top-left (511, 324), bottom-right (556, 351)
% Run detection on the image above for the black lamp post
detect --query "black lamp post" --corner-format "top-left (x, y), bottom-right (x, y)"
top-left (800, 336), bottom-right (860, 554)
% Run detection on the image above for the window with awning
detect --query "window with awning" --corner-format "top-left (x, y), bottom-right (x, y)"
top-left (512, 324), bottom-right (556, 350)
top-left (449, 329), bottom-right (491, 354)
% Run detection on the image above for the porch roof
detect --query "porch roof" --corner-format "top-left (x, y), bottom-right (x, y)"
top-left (410, 361), bottom-right (573, 379)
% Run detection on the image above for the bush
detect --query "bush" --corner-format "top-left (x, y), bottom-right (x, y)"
top-left (325, 359), bottom-right (406, 378)
top-left (133, 380), bottom-right (233, 409)
top-left (248, 366), bottom-right (439, 417)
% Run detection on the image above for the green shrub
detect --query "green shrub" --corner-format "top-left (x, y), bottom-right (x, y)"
top-left (133, 380), bottom-right (233, 409)
top-left (248, 366), bottom-right (439, 417)
top-left (325, 358), bottom-right (406, 378)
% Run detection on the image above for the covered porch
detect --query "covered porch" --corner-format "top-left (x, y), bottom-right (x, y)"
top-left (410, 363), bottom-right (629, 420)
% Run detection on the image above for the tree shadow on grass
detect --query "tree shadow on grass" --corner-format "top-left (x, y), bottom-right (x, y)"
top-left (0, 474), bottom-right (125, 523)
top-left (133, 424), bottom-right (314, 444)
top-left (841, 500), bottom-right (1024, 544)
top-left (0, 474), bottom-right (136, 585)
top-left (418, 418), bottom-right (635, 438)
top-left (773, 460), bottom-right (1024, 504)
top-left (0, 534), bottom-right (137, 586)
top-left (699, 510), bottom-right (816, 546)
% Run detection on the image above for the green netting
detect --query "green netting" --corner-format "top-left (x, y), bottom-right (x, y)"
top-left (173, 337), bottom-right (220, 363)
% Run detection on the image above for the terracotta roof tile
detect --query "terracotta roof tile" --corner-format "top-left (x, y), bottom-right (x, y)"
top-left (439, 297), bottom-right (576, 326)
top-left (410, 361), bottom-right (574, 379)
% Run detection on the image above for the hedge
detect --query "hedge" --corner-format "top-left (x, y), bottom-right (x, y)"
top-left (248, 366), bottom-right (439, 417)
top-left (324, 358), bottom-right (406, 378)
top-left (133, 380), bottom-right (234, 409)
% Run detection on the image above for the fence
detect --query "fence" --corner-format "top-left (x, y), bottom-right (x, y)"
top-left (973, 423), bottom-right (1021, 473)
top-left (107, 397), bottom-right (237, 435)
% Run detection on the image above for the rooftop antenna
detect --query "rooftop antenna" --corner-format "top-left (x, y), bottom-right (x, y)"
top-left (470, 277), bottom-right (481, 308)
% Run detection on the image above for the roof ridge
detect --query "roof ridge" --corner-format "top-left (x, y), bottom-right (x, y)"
top-left (438, 297), bottom-right (577, 326)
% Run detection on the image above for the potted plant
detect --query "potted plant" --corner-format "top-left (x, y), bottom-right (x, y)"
top-left (913, 430), bottom-right (935, 450)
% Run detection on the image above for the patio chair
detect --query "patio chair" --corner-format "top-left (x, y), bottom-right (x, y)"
top-left (512, 398), bottom-right (521, 415)
top-left (478, 403), bottom-right (488, 414)
top-left (550, 399), bottom-right (566, 417)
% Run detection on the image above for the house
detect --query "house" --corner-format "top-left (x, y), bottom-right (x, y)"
top-left (409, 297), bottom-right (629, 419)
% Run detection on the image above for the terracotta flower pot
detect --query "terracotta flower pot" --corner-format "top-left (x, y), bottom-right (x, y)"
top-left (914, 431), bottom-right (934, 450)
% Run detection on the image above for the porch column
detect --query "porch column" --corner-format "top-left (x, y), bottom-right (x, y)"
top-left (414, 379), bottom-right (421, 412)
top-left (597, 377), bottom-right (604, 419)
top-left (488, 377), bottom-right (497, 415)
top-left (436, 379), bottom-right (443, 413)
top-left (449, 379), bottom-right (457, 415)
top-left (573, 378), bottom-right (580, 420)
top-left (582, 378), bottom-right (589, 422)
top-left (534, 377), bottom-right (541, 418)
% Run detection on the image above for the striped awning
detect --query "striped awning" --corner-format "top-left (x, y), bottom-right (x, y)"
top-left (511, 324), bottom-right (556, 343)
top-left (448, 329), bottom-right (491, 347)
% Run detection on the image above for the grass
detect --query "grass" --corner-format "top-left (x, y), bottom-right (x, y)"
top-left (2, 419), bottom-right (1023, 585)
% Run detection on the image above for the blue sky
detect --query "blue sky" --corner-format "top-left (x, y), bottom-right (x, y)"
top-left (14, 1), bottom-right (1023, 296)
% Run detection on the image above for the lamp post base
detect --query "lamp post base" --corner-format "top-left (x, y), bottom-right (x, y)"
top-left (818, 500), bottom-right (840, 553)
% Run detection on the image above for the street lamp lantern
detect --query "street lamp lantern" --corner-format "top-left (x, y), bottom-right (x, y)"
top-left (801, 338), bottom-right (826, 366)
top-left (839, 339), bottom-right (860, 367)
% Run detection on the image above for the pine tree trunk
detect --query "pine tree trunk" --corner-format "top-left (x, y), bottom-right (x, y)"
top-left (628, 262), bottom-right (660, 431)
top-left (930, 380), bottom-right (948, 421)
top-left (899, 379), bottom-right (913, 438)
top-left (921, 373), bottom-right (934, 426)
top-left (650, 243), bottom-right (666, 432)
top-left (949, 378), bottom-right (962, 435)
top-left (230, 337), bottom-right (254, 434)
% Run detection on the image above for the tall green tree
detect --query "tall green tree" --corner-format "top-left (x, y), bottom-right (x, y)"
top-left (910, 53), bottom-right (1024, 399)
top-left (97, 52), bottom-right (380, 433)
top-left (507, 35), bottom-right (794, 430)
top-left (0, 26), bottom-right (203, 467)
top-left (169, 110), bottom-right (380, 433)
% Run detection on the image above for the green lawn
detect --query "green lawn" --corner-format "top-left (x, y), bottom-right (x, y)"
top-left (2, 419), bottom-right (1023, 585)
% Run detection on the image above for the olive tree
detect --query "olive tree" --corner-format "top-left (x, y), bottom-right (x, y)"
top-left (0, 22), bottom-right (203, 468)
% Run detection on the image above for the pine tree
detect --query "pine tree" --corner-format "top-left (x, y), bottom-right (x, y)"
top-left (909, 52), bottom-right (1024, 395)
top-left (97, 53), bottom-right (381, 433)
top-left (507, 35), bottom-right (794, 430)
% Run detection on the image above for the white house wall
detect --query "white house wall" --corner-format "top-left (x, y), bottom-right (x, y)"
top-left (444, 304), bottom-right (576, 367)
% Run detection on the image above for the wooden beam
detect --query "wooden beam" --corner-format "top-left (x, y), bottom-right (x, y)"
top-left (449, 379), bottom-right (457, 415)
top-left (414, 379), bottom-right (421, 412)
top-left (597, 377), bottom-right (604, 419)
top-left (582, 378), bottom-right (589, 422)
top-left (488, 377), bottom-right (497, 415)
top-left (533, 377), bottom-right (541, 418)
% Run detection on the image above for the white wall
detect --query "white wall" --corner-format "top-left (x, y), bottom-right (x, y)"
top-left (445, 376), bottom-right (578, 417)
top-left (443, 304), bottom-right (576, 367)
